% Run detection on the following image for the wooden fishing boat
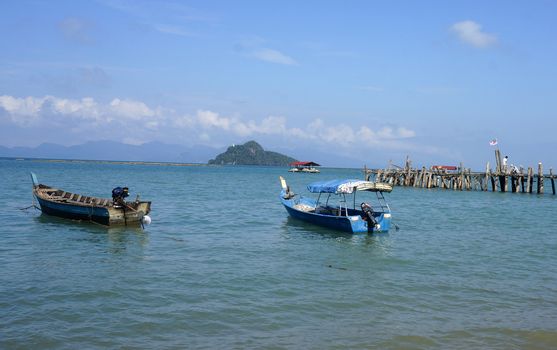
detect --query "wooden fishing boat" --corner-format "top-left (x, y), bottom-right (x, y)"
top-left (279, 176), bottom-right (392, 233)
top-left (30, 173), bottom-right (151, 226)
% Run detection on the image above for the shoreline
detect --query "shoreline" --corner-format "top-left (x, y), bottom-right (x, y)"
top-left (1, 157), bottom-right (207, 167)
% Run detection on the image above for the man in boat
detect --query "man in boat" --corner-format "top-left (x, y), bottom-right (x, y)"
top-left (360, 202), bottom-right (377, 230)
top-left (112, 186), bottom-right (129, 207)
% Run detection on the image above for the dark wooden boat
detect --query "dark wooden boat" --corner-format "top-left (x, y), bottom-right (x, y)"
top-left (31, 173), bottom-right (151, 226)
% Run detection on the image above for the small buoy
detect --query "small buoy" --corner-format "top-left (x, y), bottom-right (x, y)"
top-left (142, 215), bottom-right (152, 225)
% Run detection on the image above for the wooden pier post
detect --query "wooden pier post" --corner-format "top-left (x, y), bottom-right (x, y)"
top-left (495, 149), bottom-right (502, 174)
top-left (527, 167), bottom-right (533, 193)
top-left (484, 162), bottom-right (490, 191)
top-left (467, 168), bottom-right (472, 190)
top-left (413, 168), bottom-right (420, 187)
top-left (490, 171), bottom-right (496, 192)
top-left (404, 156), bottom-right (411, 186)
top-left (458, 162), bottom-right (464, 191)
top-left (538, 162), bottom-right (544, 194)
top-left (499, 173), bottom-right (507, 192)
top-left (550, 168), bottom-right (555, 195)
top-left (511, 175), bottom-right (518, 193)
top-left (520, 166), bottom-right (525, 193)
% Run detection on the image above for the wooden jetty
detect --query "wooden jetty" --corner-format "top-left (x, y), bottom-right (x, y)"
top-left (364, 149), bottom-right (556, 195)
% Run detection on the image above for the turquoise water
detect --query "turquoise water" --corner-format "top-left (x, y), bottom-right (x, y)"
top-left (1, 159), bottom-right (556, 349)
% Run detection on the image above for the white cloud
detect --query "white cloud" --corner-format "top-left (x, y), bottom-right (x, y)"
top-left (197, 110), bottom-right (231, 129)
top-left (173, 114), bottom-right (194, 128)
top-left (189, 111), bottom-right (415, 147)
top-left (255, 116), bottom-right (287, 134)
top-left (0, 95), bottom-right (416, 151)
top-left (109, 98), bottom-right (157, 120)
top-left (451, 20), bottom-right (497, 48)
top-left (0, 95), bottom-right (45, 117)
top-left (0, 95), bottom-right (160, 127)
top-left (397, 127), bottom-right (416, 138)
top-left (252, 48), bottom-right (298, 65)
top-left (319, 124), bottom-right (355, 146)
top-left (51, 97), bottom-right (102, 121)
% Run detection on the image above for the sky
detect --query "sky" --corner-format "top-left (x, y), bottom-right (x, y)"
top-left (1, 0), bottom-right (556, 169)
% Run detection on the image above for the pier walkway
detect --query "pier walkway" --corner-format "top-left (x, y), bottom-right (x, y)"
top-left (364, 150), bottom-right (556, 195)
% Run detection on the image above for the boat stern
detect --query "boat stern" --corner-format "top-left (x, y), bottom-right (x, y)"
top-left (374, 212), bottom-right (392, 232)
top-left (349, 211), bottom-right (392, 233)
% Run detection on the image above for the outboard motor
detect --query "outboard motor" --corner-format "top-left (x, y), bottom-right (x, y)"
top-left (112, 186), bottom-right (129, 206)
top-left (360, 202), bottom-right (377, 230)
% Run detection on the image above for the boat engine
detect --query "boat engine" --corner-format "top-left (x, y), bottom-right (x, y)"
top-left (112, 186), bottom-right (129, 206)
top-left (360, 202), bottom-right (377, 229)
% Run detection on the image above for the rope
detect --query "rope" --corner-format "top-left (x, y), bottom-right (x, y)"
top-left (21, 189), bottom-right (40, 211)
top-left (19, 204), bottom-right (40, 211)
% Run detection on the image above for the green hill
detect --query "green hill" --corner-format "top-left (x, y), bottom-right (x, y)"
top-left (208, 141), bottom-right (297, 166)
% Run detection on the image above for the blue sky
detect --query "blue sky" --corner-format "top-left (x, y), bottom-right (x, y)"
top-left (1, 0), bottom-right (556, 168)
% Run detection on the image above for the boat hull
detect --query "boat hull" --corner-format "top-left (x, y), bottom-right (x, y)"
top-left (283, 203), bottom-right (365, 232)
top-left (37, 197), bottom-right (111, 225)
top-left (36, 197), bottom-right (151, 226)
top-left (280, 195), bottom-right (390, 233)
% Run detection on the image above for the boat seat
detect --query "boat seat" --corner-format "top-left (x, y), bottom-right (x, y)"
top-left (294, 204), bottom-right (315, 212)
top-left (316, 206), bottom-right (339, 216)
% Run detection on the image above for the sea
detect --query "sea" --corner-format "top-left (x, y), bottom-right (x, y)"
top-left (1, 158), bottom-right (556, 349)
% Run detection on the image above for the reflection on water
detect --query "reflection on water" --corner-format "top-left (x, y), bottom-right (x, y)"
top-left (282, 216), bottom-right (394, 255)
top-left (105, 226), bottom-right (148, 255)
top-left (282, 216), bottom-right (354, 239)
top-left (34, 214), bottom-right (148, 254)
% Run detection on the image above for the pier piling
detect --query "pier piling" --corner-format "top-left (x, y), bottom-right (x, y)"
top-left (364, 151), bottom-right (554, 196)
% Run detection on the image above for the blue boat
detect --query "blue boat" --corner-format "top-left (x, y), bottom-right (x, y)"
top-left (31, 173), bottom-right (151, 226)
top-left (279, 176), bottom-right (393, 233)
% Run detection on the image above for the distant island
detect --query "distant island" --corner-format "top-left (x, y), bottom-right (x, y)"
top-left (208, 141), bottom-right (297, 166)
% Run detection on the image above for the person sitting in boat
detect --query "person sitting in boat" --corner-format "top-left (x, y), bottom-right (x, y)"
top-left (360, 202), bottom-right (377, 227)
top-left (112, 186), bottom-right (129, 207)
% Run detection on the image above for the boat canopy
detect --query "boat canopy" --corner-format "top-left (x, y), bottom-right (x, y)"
top-left (290, 161), bottom-right (320, 167)
top-left (306, 179), bottom-right (392, 194)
